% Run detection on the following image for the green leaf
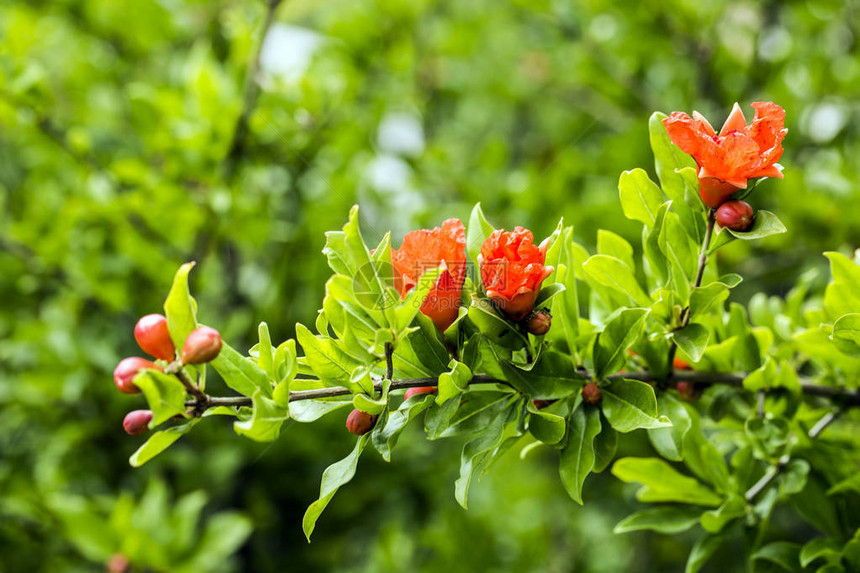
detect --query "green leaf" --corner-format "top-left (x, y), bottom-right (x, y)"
top-left (533, 283), bottom-right (565, 308)
top-left (752, 542), bottom-right (802, 572)
top-left (593, 308), bottom-right (650, 378)
top-left (129, 419), bottom-right (200, 467)
top-left (689, 274), bottom-right (742, 318)
top-left (614, 506), bottom-right (702, 534)
top-left (372, 394), bottom-right (435, 461)
top-left (163, 262), bottom-right (198, 350)
top-left (700, 495), bottom-right (745, 533)
top-left (597, 229), bottom-right (636, 270)
top-left (181, 513), bottom-right (253, 573)
top-left (824, 252), bottom-right (860, 319)
top-left (233, 389), bottom-right (288, 442)
top-left (302, 435), bottom-right (369, 541)
top-left (394, 314), bottom-right (451, 377)
top-left (726, 210), bottom-right (787, 240)
top-left (134, 370), bottom-right (188, 427)
top-left (618, 168), bottom-right (664, 227)
top-left (612, 457), bottom-right (722, 506)
top-left (592, 419), bottom-right (617, 473)
top-left (559, 405), bottom-right (600, 503)
top-left (498, 351), bottom-right (585, 399)
top-left (800, 538), bottom-right (842, 568)
top-left (352, 392), bottom-right (387, 415)
top-left (544, 227), bottom-right (580, 352)
top-left (467, 296), bottom-right (528, 351)
top-left (583, 255), bottom-right (651, 307)
top-left (686, 533), bottom-right (724, 573)
top-left (526, 401), bottom-right (566, 445)
top-left (437, 360), bottom-right (472, 405)
top-left (647, 393), bottom-right (692, 462)
top-left (672, 323), bottom-right (709, 363)
top-left (290, 399), bottom-right (353, 423)
top-left (211, 341), bottom-right (274, 397)
top-left (295, 323), bottom-right (364, 388)
top-left (658, 210), bottom-right (696, 295)
top-left (395, 267), bottom-right (443, 335)
top-left (454, 401), bottom-right (520, 508)
top-left (256, 322), bottom-right (275, 379)
top-left (467, 202), bottom-right (495, 264)
top-left (601, 379), bottom-right (671, 433)
top-left (832, 313), bottom-right (860, 356)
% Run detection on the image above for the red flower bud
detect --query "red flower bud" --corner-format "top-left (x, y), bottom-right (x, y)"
top-left (107, 554), bottom-right (130, 573)
top-left (134, 314), bottom-right (176, 361)
top-left (479, 227), bottom-right (553, 321)
top-left (673, 357), bottom-right (693, 371)
top-left (524, 309), bottom-right (552, 335)
top-left (123, 410), bottom-right (153, 435)
top-left (405, 386), bottom-right (437, 400)
top-left (180, 326), bottom-right (222, 365)
top-left (531, 399), bottom-right (555, 410)
top-left (346, 408), bottom-right (377, 435)
top-left (676, 381), bottom-right (701, 402)
top-left (715, 200), bottom-right (754, 231)
top-left (113, 357), bottom-right (160, 394)
top-left (582, 382), bottom-right (602, 405)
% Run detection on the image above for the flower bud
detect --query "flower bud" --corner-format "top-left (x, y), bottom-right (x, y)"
top-left (113, 357), bottom-right (160, 394)
top-left (531, 399), bottom-right (555, 410)
top-left (676, 381), bottom-right (701, 401)
top-left (123, 410), bottom-right (153, 435)
top-left (346, 408), bottom-right (377, 435)
top-left (673, 357), bottom-right (693, 371)
top-left (715, 200), bottom-right (754, 231)
top-left (582, 382), bottom-right (602, 405)
top-left (405, 386), bottom-right (437, 400)
top-left (107, 554), bottom-right (130, 573)
top-left (180, 326), bottom-right (223, 365)
top-left (134, 314), bottom-right (176, 361)
top-left (524, 309), bottom-right (552, 335)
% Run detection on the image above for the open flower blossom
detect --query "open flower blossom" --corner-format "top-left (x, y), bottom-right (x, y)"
top-left (662, 102), bottom-right (787, 208)
top-left (479, 227), bottom-right (553, 322)
top-left (391, 218), bottom-right (467, 332)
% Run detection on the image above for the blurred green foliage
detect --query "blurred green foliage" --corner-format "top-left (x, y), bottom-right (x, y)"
top-left (1, 0), bottom-right (858, 570)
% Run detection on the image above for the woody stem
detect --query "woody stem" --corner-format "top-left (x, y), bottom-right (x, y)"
top-left (667, 207), bottom-right (717, 374)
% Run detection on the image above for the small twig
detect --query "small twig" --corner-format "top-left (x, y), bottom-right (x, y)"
top-left (184, 370), bottom-right (860, 411)
top-left (668, 208), bottom-right (717, 374)
top-left (385, 341), bottom-right (394, 382)
top-left (744, 409), bottom-right (841, 502)
top-left (166, 361), bottom-right (208, 404)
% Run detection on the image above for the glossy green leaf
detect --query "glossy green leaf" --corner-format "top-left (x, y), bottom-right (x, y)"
top-left (618, 168), bottom-right (664, 227)
top-left (233, 389), bottom-right (288, 442)
top-left (593, 308), bottom-right (650, 378)
top-left (467, 202), bottom-right (495, 264)
top-left (559, 405), bottom-right (600, 503)
top-left (583, 255), bottom-right (651, 307)
top-left (211, 340), bottom-right (274, 397)
top-left (373, 393), bottom-right (435, 461)
top-left (163, 262), bottom-right (198, 351)
top-left (134, 370), bottom-right (188, 427)
top-left (129, 419), bottom-right (200, 467)
top-left (612, 457), bottom-right (722, 506)
top-left (726, 210), bottom-right (787, 240)
top-left (601, 379), bottom-right (671, 433)
top-left (303, 435), bottom-right (369, 541)
top-left (614, 506), bottom-right (702, 534)
top-left (752, 542), bottom-right (802, 572)
top-left (437, 360), bottom-right (472, 405)
top-left (686, 533), bottom-right (724, 573)
top-left (672, 323), bottom-right (709, 363)
top-left (832, 313), bottom-right (860, 356)
top-left (647, 393), bottom-right (692, 462)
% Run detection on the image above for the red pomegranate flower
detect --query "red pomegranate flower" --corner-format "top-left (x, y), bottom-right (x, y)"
top-left (391, 218), bottom-right (467, 332)
top-left (662, 102), bottom-right (787, 208)
top-left (479, 227), bottom-right (553, 322)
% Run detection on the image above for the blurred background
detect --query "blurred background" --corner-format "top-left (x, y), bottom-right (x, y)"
top-left (1, 0), bottom-right (858, 571)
